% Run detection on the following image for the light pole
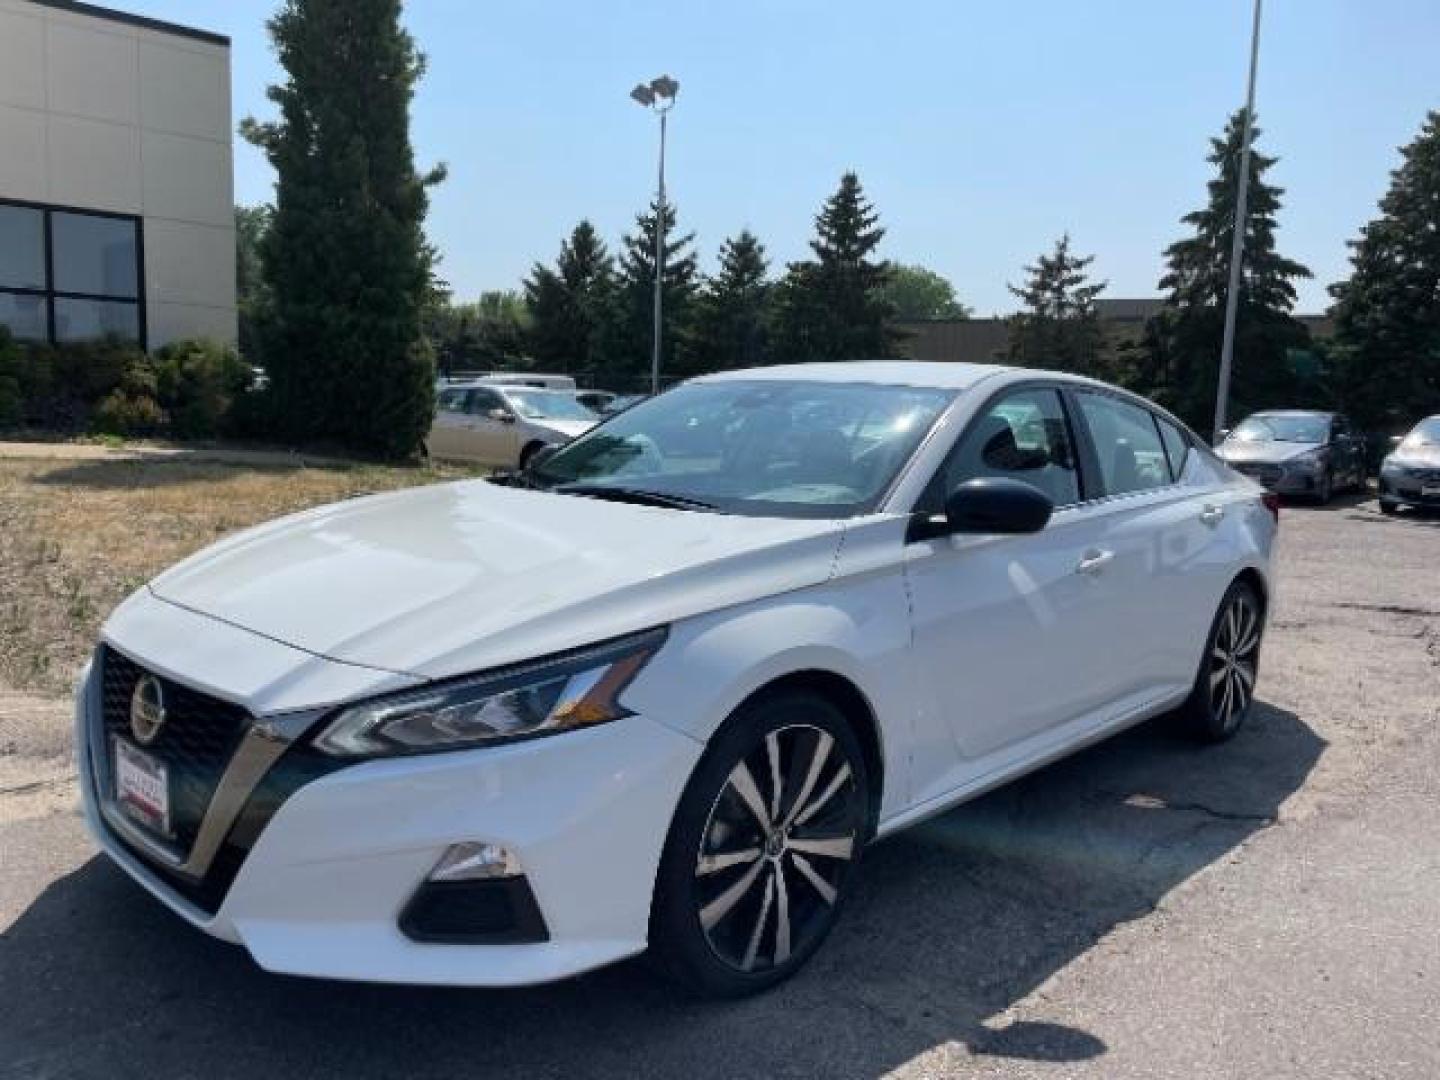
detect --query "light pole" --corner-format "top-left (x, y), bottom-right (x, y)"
top-left (1213, 0), bottom-right (1263, 442)
top-left (630, 75), bottom-right (679, 395)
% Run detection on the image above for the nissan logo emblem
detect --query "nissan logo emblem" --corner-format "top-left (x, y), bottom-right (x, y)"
top-left (130, 675), bottom-right (167, 746)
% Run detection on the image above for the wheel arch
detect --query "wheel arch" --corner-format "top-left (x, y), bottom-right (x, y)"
top-left (725, 668), bottom-right (885, 841)
top-left (1232, 566), bottom-right (1269, 618)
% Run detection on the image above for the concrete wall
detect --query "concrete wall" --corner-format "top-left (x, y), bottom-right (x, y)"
top-left (0, 0), bottom-right (235, 345)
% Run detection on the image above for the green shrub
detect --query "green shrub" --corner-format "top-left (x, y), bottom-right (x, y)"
top-left (10, 336), bottom-right (142, 430)
top-left (152, 338), bottom-right (252, 439)
top-left (0, 327), bottom-right (21, 427)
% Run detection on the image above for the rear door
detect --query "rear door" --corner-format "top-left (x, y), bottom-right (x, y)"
top-left (1066, 389), bottom-right (1226, 698)
top-left (428, 388), bottom-right (472, 458)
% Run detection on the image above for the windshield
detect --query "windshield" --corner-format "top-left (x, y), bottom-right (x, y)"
top-left (1400, 417), bottom-right (1440, 449)
top-left (1230, 415), bottom-right (1329, 444)
top-left (529, 380), bottom-right (955, 519)
top-left (503, 389), bottom-right (596, 421)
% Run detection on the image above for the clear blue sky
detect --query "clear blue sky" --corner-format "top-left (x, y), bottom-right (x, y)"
top-left (126, 0), bottom-right (1437, 315)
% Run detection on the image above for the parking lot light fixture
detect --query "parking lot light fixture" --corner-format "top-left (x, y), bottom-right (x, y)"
top-left (630, 74), bottom-right (679, 395)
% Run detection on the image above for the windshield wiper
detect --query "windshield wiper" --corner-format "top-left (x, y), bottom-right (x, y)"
top-left (554, 483), bottom-right (717, 512)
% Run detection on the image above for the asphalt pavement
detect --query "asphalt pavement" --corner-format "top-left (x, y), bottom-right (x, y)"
top-left (2, 491), bottom-right (1437, 1079)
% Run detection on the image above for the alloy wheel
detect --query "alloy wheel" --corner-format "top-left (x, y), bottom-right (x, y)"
top-left (694, 723), bottom-right (862, 974)
top-left (1209, 593), bottom-right (1261, 733)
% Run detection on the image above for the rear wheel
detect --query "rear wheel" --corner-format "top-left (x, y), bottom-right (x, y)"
top-left (1179, 581), bottom-right (1263, 742)
top-left (650, 690), bottom-right (870, 998)
top-left (518, 441), bottom-right (546, 471)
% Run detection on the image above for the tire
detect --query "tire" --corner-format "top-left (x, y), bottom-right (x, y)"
top-left (518, 441), bottom-right (545, 471)
top-left (1178, 580), bottom-right (1264, 743)
top-left (1379, 498), bottom-right (1398, 515)
top-left (1315, 470), bottom-right (1333, 505)
top-left (649, 689), bottom-right (871, 998)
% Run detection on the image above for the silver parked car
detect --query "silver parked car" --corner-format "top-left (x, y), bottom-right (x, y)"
top-left (1378, 415), bottom-right (1440, 514)
top-left (1216, 410), bottom-right (1366, 503)
top-left (428, 382), bottom-right (598, 470)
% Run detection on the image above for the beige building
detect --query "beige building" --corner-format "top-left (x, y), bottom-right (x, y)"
top-left (0, 0), bottom-right (235, 348)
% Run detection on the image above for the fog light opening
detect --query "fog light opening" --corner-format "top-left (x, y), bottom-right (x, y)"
top-left (428, 841), bottom-right (523, 882)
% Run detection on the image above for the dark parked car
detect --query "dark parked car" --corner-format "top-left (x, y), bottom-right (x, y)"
top-left (1378, 415), bottom-right (1440, 514)
top-left (1216, 410), bottom-right (1366, 504)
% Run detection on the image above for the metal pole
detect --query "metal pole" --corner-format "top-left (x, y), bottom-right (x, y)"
top-left (651, 110), bottom-right (667, 396)
top-left (1213, 0), bottom-right (1263, 442)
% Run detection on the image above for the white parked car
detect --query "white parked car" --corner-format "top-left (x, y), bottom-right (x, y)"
top-left (78, 362), bottom-right (1277, 996)
top-left (428, 382), bottom-right (597, 469)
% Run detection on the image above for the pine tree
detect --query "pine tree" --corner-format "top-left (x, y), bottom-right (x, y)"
top-left (614, 200), bottom-right (701, 378)
top-left (1138, 110), bottom-right (1311, 430)
top-left (524, 221), bottom-right (617, 376)
top-left (241, 0), bottom-right (445, 459)
top-left (1005, 234), bottom-right (1109, 375)
top-left (691, 230), bottom-right (772, 372)
top-left (1329, 110), bottom-right (1440, 430)
top-left (774, 172), bottom-right (901, 362)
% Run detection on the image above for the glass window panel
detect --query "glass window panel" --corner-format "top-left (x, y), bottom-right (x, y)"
top-left (51, 212), bottom-right (138, 299)
top-left (0, 291), bottom-right (49, 341)
top-left (54, 297), bottom-right (139, 343)
top-left (937, 388), bottom-right (1081, 507)
top-left (1156, 416), bottom-right (1192, 481)
top-left (1075, 392), bottom-right (1172, 496)
top-left (0, 205), bottom-right (46, 290)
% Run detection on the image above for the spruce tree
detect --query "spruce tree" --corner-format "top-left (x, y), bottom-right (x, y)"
top-left (1329, 110), bottom-right (1440, 430)
top-left (615, 200), bottom-right (701, 378)
top-left (1138, 110), bottom-right (1311, 430)
top-left (524, 221), bottom-right (617, 376)
top-left (1005, 234), bottom-right (1109, 376)
top-left (691, 230), bottom-right (772, 372)
top-left (241, 0), bottom-right (445, 459)
top-left (774, 173), bottom-right (900, 362)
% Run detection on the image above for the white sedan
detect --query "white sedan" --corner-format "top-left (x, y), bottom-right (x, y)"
top-left (428, 382), bottom-right (597, 469)
top-left (77, 362), bottom-right (1276, 996)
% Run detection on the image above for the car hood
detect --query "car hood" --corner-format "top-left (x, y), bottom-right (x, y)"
top-left (1387, 445), bottom-right (1440, 469)
top-left (528, 418), bottom-right (594, 439)
top-left (147, 480), bottom-right (844, 680)
top-left (1218, 440), bottom-right (1321, 465)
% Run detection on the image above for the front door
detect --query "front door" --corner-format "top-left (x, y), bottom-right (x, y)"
top-left (903, 386), bottom-right (1125, 798)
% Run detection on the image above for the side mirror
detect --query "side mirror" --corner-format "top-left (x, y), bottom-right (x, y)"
top-left (1389, 434), bottom-right (1404, 446)
top-left (488, 408), bottom-right (516, 424)
top-left (906, 478), bottom-right (1054, 542)
top-left (1215, 428), bottom-right (1231, 445)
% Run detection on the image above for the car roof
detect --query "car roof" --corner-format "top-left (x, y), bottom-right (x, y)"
top-left (693, 360), bottom-right (1015, 391)
top-left (444, 381), bottom-right (570, 393)
top-left (1248, 409), bottom-right (1335, 418)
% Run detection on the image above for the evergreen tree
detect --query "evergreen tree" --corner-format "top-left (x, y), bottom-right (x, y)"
top-left (1329, 110), bottom-right (1440, 430)
top-left (427, 291), bottom-right (531, 374)
top-left (524, 220), bottom-right (616, 376)
top-left (234, 204), bottom-right (272, 362)
top-left (1137, 110), bottom-right (1311, 430)
top-left (241, 0), bottom-right (445, 458)
top-left (774, 172), bottom-right (900, 362)
top-left (614, 200), bottom-right (701, 377)
top-left (1005, 234), bottom-right (1109, 375)
top-left (691, 230), bottom-right (772, 372)
top-left (879, 264), bottom-right (972, 320)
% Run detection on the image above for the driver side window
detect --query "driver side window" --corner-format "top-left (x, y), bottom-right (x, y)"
top-left (928, 388), bottom-right (1081, 509)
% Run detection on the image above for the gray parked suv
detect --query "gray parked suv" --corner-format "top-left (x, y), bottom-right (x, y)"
top-left (1378, 415), bottom-right (1440, 514)
top-left (1216, 410), bottom-right (1366, 504)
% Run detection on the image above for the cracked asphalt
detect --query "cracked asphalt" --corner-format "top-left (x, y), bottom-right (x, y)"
top-left (2, 492), bottom-right (1437, 1079)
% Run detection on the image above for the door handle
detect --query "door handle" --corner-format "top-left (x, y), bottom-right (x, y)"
top-left (1075, 548), bottom-right (1115, 575)
top-left (1199, 504), bottom-right (1225, 526)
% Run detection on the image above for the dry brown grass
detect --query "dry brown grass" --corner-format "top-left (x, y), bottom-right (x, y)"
top-left (0, 457), bottom-right (477, 695)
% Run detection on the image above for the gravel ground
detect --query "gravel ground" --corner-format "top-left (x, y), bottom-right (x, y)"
top-left (1, 492), bottom-right (1436, 1079)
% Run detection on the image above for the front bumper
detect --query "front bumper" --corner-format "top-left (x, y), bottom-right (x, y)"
top-left (1380, 472), bottom-right (1440, 508)
top-left (1227, 460), bottom-right (1326, 495)
top-left (78, 634), bottom-right (703, 987)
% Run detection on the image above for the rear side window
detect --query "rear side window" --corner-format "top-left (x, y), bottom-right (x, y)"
top-left (931, 388), bottom-right (1081, 508)
top-left (1073, 392), bottom-right (1171, 497)
top-left (1155, 416), bottom-right (1192, 481)
top-left (438, 389), bottom-right (470, 413)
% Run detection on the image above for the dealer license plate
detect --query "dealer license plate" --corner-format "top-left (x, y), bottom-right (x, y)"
top-left (114, 737), bottom-right (171, 837)
top-left (1422, 483), bottom-right (1440, 499)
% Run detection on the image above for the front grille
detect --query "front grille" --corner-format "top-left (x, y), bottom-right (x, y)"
top-left (99, 646), bottom-right (252, 852)
top-left (1235, 463), bottom-right (1283, 487)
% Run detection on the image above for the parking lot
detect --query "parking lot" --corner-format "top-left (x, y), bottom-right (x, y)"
top-left (2, 491), bottom-right (1437, 1079)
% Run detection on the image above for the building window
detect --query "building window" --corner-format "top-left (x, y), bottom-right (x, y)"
top-left (0, 199), bottom-right (144, 347)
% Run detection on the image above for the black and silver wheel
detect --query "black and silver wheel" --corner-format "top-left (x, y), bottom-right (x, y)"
top-left (1379, 497), bottom-right (1398, 515)
top-left (650, 690), bottom-right (869, 997)
top-left (1180, 581), bottom-right (1263, 742)
top-left (518, 441), bottom-right (546, 472)
top-left (1315, 470), bottom-right (1333, 504)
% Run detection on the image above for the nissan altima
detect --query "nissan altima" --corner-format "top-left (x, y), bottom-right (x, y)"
top-left (77, 362), bottom-right (1277, 997)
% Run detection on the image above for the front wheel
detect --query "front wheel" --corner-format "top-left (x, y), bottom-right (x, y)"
top-left (1379, 498), bottom-right (1399, 515)
top-left (1315, 470), bottom-right (1333, 505)
top-left (1179, 581), bottom-right (1263, 742)
top-left (649, 690), bottom-right (870, 997)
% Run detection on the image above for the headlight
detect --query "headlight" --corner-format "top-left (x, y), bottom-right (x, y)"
top-left (313, 627), bottom-right (666, 757)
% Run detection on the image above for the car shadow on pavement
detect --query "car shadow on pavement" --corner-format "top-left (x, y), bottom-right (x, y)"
top-left (29, 458), bottom-right (309, 490)
top-left (1, 701), bottom-right (1321, 1080)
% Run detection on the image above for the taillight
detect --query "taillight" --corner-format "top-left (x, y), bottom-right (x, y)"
top-left (1261, 492), bottom-right (1281, 523)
